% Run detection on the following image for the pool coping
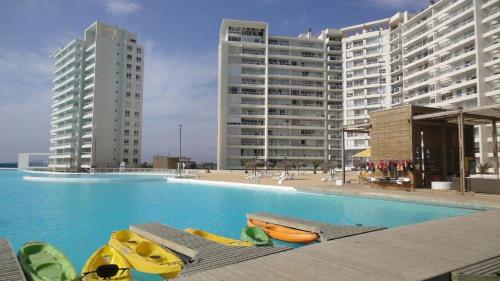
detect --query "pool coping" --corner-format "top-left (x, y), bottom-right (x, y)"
top-left (165, 177), bottom-right (297, 192)
top-left (166, 178), bottom-right (494, 211)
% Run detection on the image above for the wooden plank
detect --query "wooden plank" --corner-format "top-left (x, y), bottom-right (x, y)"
top-left (0, 238), bottom-right (27, 281)
top-left (452, 256), bottom-right (500, 280)
top-left (130, 224), bottom-right (199, 259)
top-left (131, 222), bottom-right (291, 276)
top-left (178, 209), bottom-right (500, 281)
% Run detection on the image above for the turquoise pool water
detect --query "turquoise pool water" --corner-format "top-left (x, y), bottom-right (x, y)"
top-left (0, 170), bottom-right (477, 279)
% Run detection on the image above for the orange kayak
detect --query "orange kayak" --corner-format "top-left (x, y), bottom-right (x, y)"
top-left (247, 219), bottom-right (318, 244)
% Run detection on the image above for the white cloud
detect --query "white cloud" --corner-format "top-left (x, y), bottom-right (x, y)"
top-left (141, 41), bottom-right (218, 162)
top-left (0, 49), bottom-right (53, 162)
top-left (104, 0), bottom-right (141, 16)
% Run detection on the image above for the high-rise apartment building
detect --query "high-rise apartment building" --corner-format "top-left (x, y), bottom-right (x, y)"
top-left (398, 0), bottom-right (499, 168)
top-left (218, 0), bottom-right (499, 170)
top-left (217, 20), bottom-right (343, 169)
top-left (49, 21), bottom-right (144, 170)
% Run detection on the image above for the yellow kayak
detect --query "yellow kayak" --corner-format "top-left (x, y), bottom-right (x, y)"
top-left (108, 230), bottom-right (183, 278)
top-left (185, 228), bottom-right (253, 247)
top-left (81, 245), bottom-right (131, 281)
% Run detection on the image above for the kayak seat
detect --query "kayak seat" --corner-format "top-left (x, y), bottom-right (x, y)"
top-left (35, 262), bottom-right (63, 281)
top-left (28, 251), bottom-right (55, 266)
top-left (126, 240), bottom-right (137, 244)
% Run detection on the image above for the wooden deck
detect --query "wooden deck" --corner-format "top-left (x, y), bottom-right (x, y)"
top-left (451, 255), bottom-right (500, 280)
top-left (247, 212), bottom-right (386, 242)
top-left (0, 238), bottom-right (26, 281)
top-left (130, 222), bottom-right (291, 277)
top-left (179, 209), bottom-right (500, 281)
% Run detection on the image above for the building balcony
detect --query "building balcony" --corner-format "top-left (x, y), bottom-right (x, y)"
top-left (83, 92), bottom-right (94, 100)
top-left (53, 66), bottom-right (78, 83)
top-left (53, 56), bottom-right (77, 74)
top-left (81, 142), bottom-right (93, 148)
top-left (84, 62), bottom-right (95, 72)
top-left (485, 72), bottom-right (500, 83)
top-left (48, 163), bottom-right (72, 168)
top-left (482, 0), bottom-right (498, 9)
top-left (51, 104), bottom-right (77, 116)
top-left (482, 10), bottom-right (500, 24)
top-left (52, 94), bottom-right (77, 108)
top-left (82, 132), bottom-right (93, 139)
top-left (51, 114), bottom-right (75, 125)
top-left (484, 41), bottom-right (500, 53)
top-left (84, 72), bottom-right (95, 81)
top-left (83, 82), bottom-right (94, 91)
top-left (49, 153), bottom-right (74, 159)
top-left (83, 102), bottom-right (93, 110)
top-left (49, 143), bottom-right (74, 151)
top-left (50, 123), bottom-right (74, 134)
top-left (50, 133), bottom-right (74, 142)
top-left (82, 112), bottom-right (93, 120)
top-left (82, 122), bottom-right (93, 129)
top-left (53, 85), bottom-right (76, 100)
top-left (483, 23), bottom-right (500, 39)
top-left (85, 52), bottom-right (96, 62)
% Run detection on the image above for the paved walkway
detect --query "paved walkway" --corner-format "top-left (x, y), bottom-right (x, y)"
top-left (178, 208), bottom-right (500, 281)
top-left (196, 172), bottom-right (500, 209)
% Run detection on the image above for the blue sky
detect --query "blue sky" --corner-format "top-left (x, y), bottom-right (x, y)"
top-left (0, 0), bottom-right (427, 163)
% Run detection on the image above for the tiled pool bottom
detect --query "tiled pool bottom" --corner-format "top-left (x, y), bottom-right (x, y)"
top-left (0, 170), bottom-right (478, 280)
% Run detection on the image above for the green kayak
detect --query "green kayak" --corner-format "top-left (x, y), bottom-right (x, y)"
top-left (17, 241), bottom-right (77, 281)
top-left (240, 226), bottom-right (273, 246)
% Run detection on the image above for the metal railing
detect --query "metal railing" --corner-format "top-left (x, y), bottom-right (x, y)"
top-left (90, 168), bottom-right (200, 178)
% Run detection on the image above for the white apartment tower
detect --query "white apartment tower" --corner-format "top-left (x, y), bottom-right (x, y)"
top-left (49, 21), bottom-right (144, 170)
top-left (219, 0), bottom-right (499, 170)
top-left (342, 13), bottom-right (411, 166)
top-left (399, 0), bottom-right (499, 168)
top-left (217, 20), bottom-right (343, 169)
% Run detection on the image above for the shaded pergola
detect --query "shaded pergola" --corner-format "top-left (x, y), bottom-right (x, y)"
top-left (412, 104), bottom-right (500, 194)
top-left (340, 104), bottom-right (500, 195)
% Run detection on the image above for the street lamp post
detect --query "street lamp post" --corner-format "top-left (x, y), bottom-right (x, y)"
top-left (179, 124), bottom-right (182, 178)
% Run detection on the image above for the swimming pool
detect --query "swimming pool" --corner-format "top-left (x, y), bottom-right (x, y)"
top-left (0, 170), bottom-right (477, 279)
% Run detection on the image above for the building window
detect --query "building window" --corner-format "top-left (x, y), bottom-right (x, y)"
top-left (133, 130), bottom-right (139, 136)
top-left (136, 65), bottom-right (141, 71)
top-left (125, 110), bottom-right (130, 117)
top-left (126, 92), bottom-right (131, 97)
top-left (133, 140), bottom-right (139, 145)
top-left (135, 93), bottom-right (140, 99)
top-left (136, 48), bottom-right (142, 54)
top-left (124, 149), bottom-right (129, 155)
top-left (126, 82), bottom-right (131, 89)
top-left (126, 73), bottom-right (132, 79)
top-left (124, 139), bottom-right (129, 145)
top-left (133, 149), bottom-right (138, 155)
top-left (134, 112), bottom-right (140, 118)
top-left (127, 63), bottom-right (132, 70)
top-left (124, 121), bottom-right (130, 127)
top-left (135, 75), bottom-right (141, 81)
top-left (136, 57), bottom-right (142, 63)
top-left (124, 129), bottom-right (129, 136)
top-left (127, 45), bottom-right (133, 51)
top-left (133, 158), bottom-right (138, 164)
top-left (124, 158), bottom-right (129, 163)
top-left (127, 54), bottom-right (132, 61)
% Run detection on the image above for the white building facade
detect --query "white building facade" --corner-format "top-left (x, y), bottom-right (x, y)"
top-left (49, 21), bottom-right (144, 170)
top-left (219, 0), bottom-right (499, 170)
top-left (217, 20), bottom-right (343, 169)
